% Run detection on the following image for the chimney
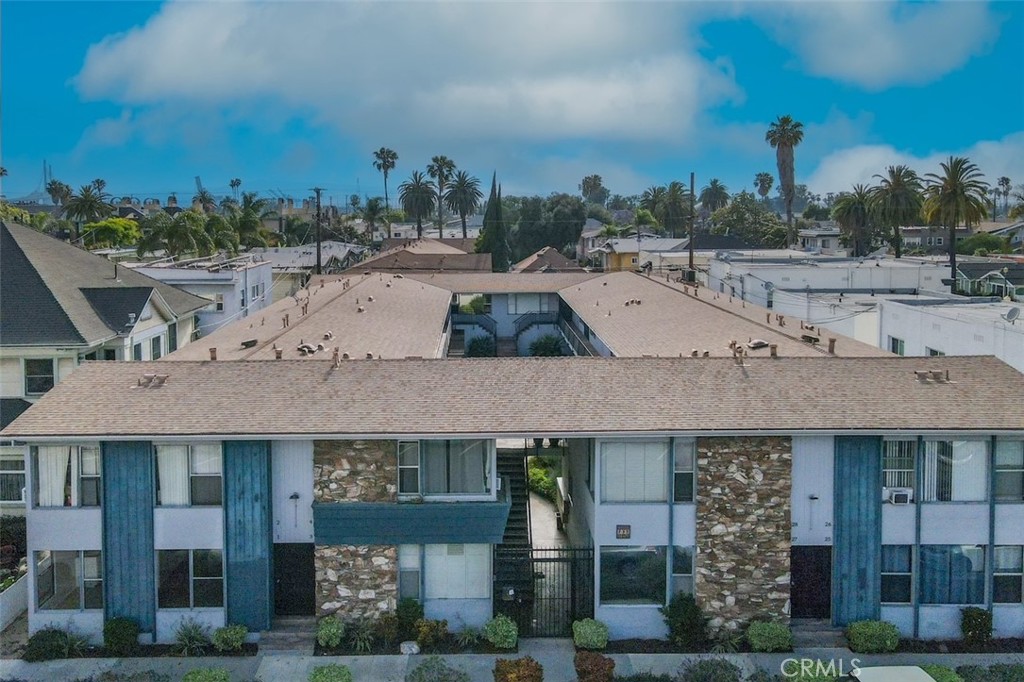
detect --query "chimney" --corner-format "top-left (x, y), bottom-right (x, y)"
top-left (275, 349), bottom-right (283, 360)
top-left (828, 337), bottom-right (836, 354)
top-left (769, 344), bottom-right (778, 358)
top-left (209, 348), bottom-right (217, 361)
top-left (332, 348), bottom-right (340, 366)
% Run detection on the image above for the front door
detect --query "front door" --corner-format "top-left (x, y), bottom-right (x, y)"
top-left (273, 543), bottom-right (315, 616)
top-left (791, 546), bottom-right (831, 619)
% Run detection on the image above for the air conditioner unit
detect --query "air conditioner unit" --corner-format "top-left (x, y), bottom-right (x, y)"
top-left (889, 488), bottom-right (913, 505)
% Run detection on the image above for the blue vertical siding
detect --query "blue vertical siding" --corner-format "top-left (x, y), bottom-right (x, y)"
top-left (832, 436), bottom-right (882, 626)
top-left (224, 441), bottom-right (272, 631)
top-left (102, 441), bottom-right (156, 636)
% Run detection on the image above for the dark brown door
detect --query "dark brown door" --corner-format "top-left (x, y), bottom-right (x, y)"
top-left (791, 546), bottom-right (832, 619)
top-left (273, 543), bottom-right (315, 616)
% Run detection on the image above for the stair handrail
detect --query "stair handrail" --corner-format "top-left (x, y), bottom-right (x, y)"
top-left (557, 317), bottom-right (596, 357)
top-left (513, 310), bottom-right (558, 337)
top-left (451, 312), bottom-right (497, 337)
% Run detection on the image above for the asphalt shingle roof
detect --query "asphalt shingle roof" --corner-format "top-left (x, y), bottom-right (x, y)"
top-left (81, 288), bottom-right (157, 334)
top-left (3, 356), bottom-right (1020, 439)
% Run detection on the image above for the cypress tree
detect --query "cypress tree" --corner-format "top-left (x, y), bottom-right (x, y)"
top-left (477, 172), bottom-right (510, 272)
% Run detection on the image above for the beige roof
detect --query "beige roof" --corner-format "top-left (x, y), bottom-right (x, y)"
top-left (560, 272), bottom-right (890, 358)
top-left (406, 272), bottom-right (600, 293)
top-left (4, 356), bottom-right (1021, 439)
top-left (165, 273), bottom-right (452, 361)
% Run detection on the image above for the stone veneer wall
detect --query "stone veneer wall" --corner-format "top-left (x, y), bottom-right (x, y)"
top-left (695, 436), bottom-right (791, 634)
top-left (313, 440), bottom-right (398, 620)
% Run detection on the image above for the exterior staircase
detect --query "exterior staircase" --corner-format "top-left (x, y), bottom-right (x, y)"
top-left (496, 449), bottom-right (531, 547)
top-left (496, 337), bottom-right (518, 357)
top-left (258, 616), bottom-right (316, 655)
top-left (790, 618), bottom-right (847, 649)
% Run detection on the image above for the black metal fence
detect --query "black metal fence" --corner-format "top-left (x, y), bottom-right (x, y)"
top-left (493, 547), bottom-right (594, 637)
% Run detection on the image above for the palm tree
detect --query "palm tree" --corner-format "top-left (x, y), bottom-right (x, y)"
top-left (923, 156), bottom-right (989, 293)
top-left (46, 179), bottom-right (72, 207)
top-left (765, 115), bottom-right (805, 236)
top-left (229, 178), bottom-right (242, 200)
top-left (662, 181), bottom-right (691, 238)
top-left (998, 176), bottom-right (1011, 218)
top-left (361, 197), bottom-right (386, 240)
top-left (831, 185), bottom-right (874, 257)
top-left (398, 171), bottom-right (436, 239)
top-left (91, 179), bottom-right (107, 196)
top-left (427, 155), bottom-right (457, 230)
top-left (699, 179), bottom-right (730, 213)
top-left (136, 211), bottom-right (214, 258)
top-left (204, 214), bottom-right (240, 254)
top-left (373, 147), bottom-right (399, 211)
top-left (597, 224), bottom-right (621, 239)
top-left (227, 191), bottom-right (272, 248)
top-left (754, 172), bottom-right (774, 205)
top-left (64, 185), bottom-right (113, 240)
top-left (444, 171), bottom-right (483, 239)
top-left (192, 188), bottom-right (216, 214)
top-left (871, 165), bottom-right (924, 259)
top-left (640, 185), bottom-right (666, 224)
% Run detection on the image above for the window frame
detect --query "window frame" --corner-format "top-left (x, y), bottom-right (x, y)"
top-left (416, 440), bottom-right (493, 500)
top-left (993, 545), bottom-right (1023, 605)
top-left (24, 358), bottom-right (55, 396)
top-left (920, 440), bottom-right (989, 503)
top-left (881, 545), bottom-right (913, 605)
top-left (598, 545), bottom-right (668, 606)
top-left (672, 441), bottom-right (695, 503)
top-left (0, 455), bottom-right (26, 504)
top-left (995, 441), bottom-right (1024, 503)
top-left (133, 343), bottom-right (143, 361)
top-left (888, 336), bottom-right (905, 356)
top-left (600, 439), bottom-right (669, 504)
top-left (423, 543), bottom-right (490, 600)
top-left (32, 444), bottom-right (102, 508)
top-left (154, 443), bottom-right (223, 507)
top-left (34, 549), bottom-right (103, 611)
top-left (398, 544), bottom-right (421, 601)
top-left (150, 335), bottom-right (162, 360)
top-left (882, 439), bottom-right (916, 499)
top-left (918, 544), bottom-right (986, 605)
top-left (672, 546), bottom-right (694, 596)
top-left (397, 441), bottom-right (421, 496)
top-left (214, 294), bottom-right (225, 312)
top-left (157, 548), bottom-right (224, 610)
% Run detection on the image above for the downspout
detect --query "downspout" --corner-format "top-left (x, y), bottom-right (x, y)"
top-left (667, 437), bottom-right (675, 607)
top-left (987, 436), bottom-right (996, 616)
top-left (913, 436), bottom-right (923, 639)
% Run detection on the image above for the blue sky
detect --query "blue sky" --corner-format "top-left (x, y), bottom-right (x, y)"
top-left (3, 1), bottom-right (1022, 207)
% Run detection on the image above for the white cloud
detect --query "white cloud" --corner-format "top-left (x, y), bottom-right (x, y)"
top-left (750, 1), bottom-right (1001, 90)
top-left (805, 131), bottom-right (1024, 195)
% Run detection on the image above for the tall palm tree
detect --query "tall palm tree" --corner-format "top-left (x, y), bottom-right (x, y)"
top-left (91, 179), bottom-right (107, 196)
top-left (998, 176), bottom-right (1011, 218)
top-left (444, 171), bottom-right (483, 239)
top-left (398, 171), bottom-right (436, 239)
top-left (373, 147), bottom-right (399, 211)
top-left (923, 156), bottom-right (989, 293)
top-left (227, 191), bottom-right (272, 248)
top-left (204, 214), bottom-right (240, 254)
top-left (754, 172), bottom-right (774, 205)
top-left (229, 178), bottom-right (242, 200)
top-left (831, 185), bottom-right (874, 257)
top-left (699, 179), bottom-right (730, 213)
top-left (765, 115), bottom-right (805, 236)
top-left (662, 181), bottom-right (691, 238)
top-left (871, 165), bottom-right (923, 259)
top-left (64, 185), bottom-right (113, 240)
top-left (427, 155), bottom-right (457, 230)
top-left (136, 210), bottom-right (214, 258)
top-left (640, 185), bottom-right (666, 223)
top-left (46, 179), bottom-right (73, 207)
top-left (192, 188), bottom-right (216, 214)
top-left (361, 197), bottom-right (386, 240)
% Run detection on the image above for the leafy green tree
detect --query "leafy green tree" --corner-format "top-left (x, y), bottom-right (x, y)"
top-left (227, 192), bottom-right (272, 248)
top-left (579, 174), bottom-right (610, 206)
top-left (476, 173), bottom-right (510, 271)
top-left (662, 181), bottom-right (692, 238)
top-left (709, 191), bottom-right (786, 248)
top-left (699, 179), bottom-right (729, 213)
top-left (997, 176), bottom-right (1011, 217)
top-left (955, 232), bottom-right (1011, 256)
top-left (597, 224), bottom-right (621, 239)
top-left (361, 197), bottom-right (386, 240)
top-left (444, 170), bottom-right (483, 239)
top-left (204, 214), bottom-right (239, 254)
top-left (64, 185), bottom-right (113, 239)
top-left (137, 210), bottom-right (214, 258)
top-left (754, 172), bottom-right (774, 205)
top-left (640, 185), bottom-right (666, 221)
top-left (924, 156), bottom-right (989, 293)
top-left (634, 207), bottom-right (659, 230)
top-left (544, 193), bottom-right (587, 253)
top-left (586, 203), bottom-right (614, 225)
top-left (82, 217), bottom-right (141, 249)
top-left (607, 194), bottom-right (635, 211)
top-left (427, 155), bottom-right (457, 230)
top-left (510, 196), bottom-right (545, 260)
top-left (280, 215), bottom-right (311, 246)
top-left (871, 165), bottom-right (924, 258)
top-left (765, 115), bottom-right (805, 236)
top-left (801, 203), bottom-right (830, 221)
top-left (349, 194), bottom-right (361, 213)
top-left (529, 335), bottom-right (564, 356)
top-left (398, 171), bottom-right (436, 239)
top-left (373, 147), bottom-right (399, 212)
top-left (831, 185), bottom-right (875, 256)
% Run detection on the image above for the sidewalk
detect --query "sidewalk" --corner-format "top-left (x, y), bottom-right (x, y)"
top-left (0, 641), bottom-right (1021, 682)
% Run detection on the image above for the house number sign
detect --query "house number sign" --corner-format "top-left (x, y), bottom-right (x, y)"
top-left (615, 525), bottom-right (631, 539)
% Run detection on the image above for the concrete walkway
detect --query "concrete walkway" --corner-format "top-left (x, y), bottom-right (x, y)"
top-left (1, 642), bottom-right (1022, 682)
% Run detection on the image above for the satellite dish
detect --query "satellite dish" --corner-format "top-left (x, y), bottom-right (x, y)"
top-left (1002, 307), bottom-right (1020, 324)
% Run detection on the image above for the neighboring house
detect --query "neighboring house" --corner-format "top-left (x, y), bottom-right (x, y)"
top-left (2, 355), bottom-right (1022, 645)
top-left (510, 247), bottom-right (582, 273)
top-left (126, 256), bottom-right (273, 336)
top-left (798, 225), bottom-right (845, 255)
top-left (900, 225), bottom-right (971, 254)
top-left (983, 221), bottom-right (1024, 254)
top-left (349, 240), bottom-right (491, 275)
top-left (591, 237), bottom-right (687, 272)
top-left (639, 234), bottom-right (751, 276)
top-left (371, 224), bottom-right (482, 243)
top-left (0, 221), bottom-right (209, 512)
top-left (576, 225), bottom-right (604, 263)
top-left (252, 241), bottom-right (365, 302)
top-left (955, 261), bottom-right (1024, 301)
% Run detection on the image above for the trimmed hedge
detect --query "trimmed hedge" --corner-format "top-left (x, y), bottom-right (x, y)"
top-left (104, 617), bottom-right (140, 656)
top-left (483, 614), bottom-right (518, 649)
top-left (572, 618), bottom-right (609, 650)
top-left (845, 619), bottom-right (900, 653)
top-left (920, 665), bottom-right (963, 682)
top-left (309, 663), bottom-right (354, 682)
top-left (745, 621), bottom-right (792, 652)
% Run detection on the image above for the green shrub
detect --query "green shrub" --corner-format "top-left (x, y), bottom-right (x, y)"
top-left (528, 464), bottom-right (558, 502)
top-left (528, 335), bottom-right (564, 357)
top-left (211, 624), bottom-right (247, 653)
top-left (985, 664), bottom-right (1024, 682)
top-left (493, 656), bottom-right (543, 682)
top-left (23, 627), bottom-right (88, 662)
top-left (920, 665), bottom-right (963, 682)
top-left (612, 674), bottom-right (673, 682)
top-left (374, 613), bottom-right (400, 648)
top-left (745, 621), bottom-right (792, 652)
top-left (181, 669), bottom-right (229, 682)
top-left (316, 615), bottom-right (345, 649)
top-left (174, 618), bottom-right (211, 657)
top-left (455, 627), bottom-right (480, 648)
top-left (415, 618), bottom-right (448, 650)
top-left (746, 672), bottom-right (780, 682)
top-left (0, 515), bottom-right (27, 556)
top-left (309, 663), bottom-right (354, 682)
top-left (348, 618), bottom-right (376, 653)
top-left (659, 593), bottom-right (707, 651)
top-left (396, 597), bottom-right (424, 641)
top-left (710, 631), bottom-right (742, 654)
top-left (574, 650), bottom-right (614, 682)
top-left (678, 659), bottom-right (741, 682)
top-left (960, 606), bottom-right (992, 647)
top-left (103, 617), bottom-right (140, 656)
top-left (466, 336), bottom-right (496, 357)
top-left (955, 666), bottom-right (986, 682)
top-left (459, 296), bottom-right (487, 315)
top-left (483, 614), bottom-right (518, 649)
top-left (572, 618), bottom-right (609, 650)
top-left (845, 620), bottom-right (899, 653)
top-left (406, 656), bottom-right (470, 682)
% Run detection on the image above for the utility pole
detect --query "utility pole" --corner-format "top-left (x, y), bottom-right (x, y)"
top-left (311, 187), bottom-right (324, 275)
top-left (688, 171), bottom-right (696, 279)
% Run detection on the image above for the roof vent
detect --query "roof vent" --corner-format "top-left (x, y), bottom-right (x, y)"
top-left (366, 352), bottom-right (374, 359)
top-left (240, 339), bottom-right (257, 349)
top-left (209, 348), bottom-right (217, 361)
top-left (747, 339), bottom-right (769, 349)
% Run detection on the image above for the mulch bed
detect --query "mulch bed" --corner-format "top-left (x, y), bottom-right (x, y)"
top-left (898, 638), bottom-right (1024, 654)
top-left (79, 643), bottom-right (258, 658)
top-left (316, 635), bottom-right (517, 656)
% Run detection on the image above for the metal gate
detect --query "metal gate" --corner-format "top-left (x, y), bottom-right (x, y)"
top-left (493, 547), bottom-right (594, 637)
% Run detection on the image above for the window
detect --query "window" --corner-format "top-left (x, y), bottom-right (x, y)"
top-left (672, 546), bottom-right (694, 595)
top-left (34, 445), bottom-right (101, 508)
top-left (251, 285), bottom-right (259, 302)
top-left (0, 457), bottom-right (26, 503)
top-left (167, 323), bottom-right (177, 353)
top-left (673, 442), bottom-right (694, 503)
top-left (881, 545), bottom-right (913, 604)
top-left (155, 443), bottom-right (222, 506)
top-left (133, 343), bottom-right (143, 361)
top-left (888, 336), bottom-right (905, 356)
top-left (508, 294), bottom-right (551, 315)
top-left (926, 347), bottom-right (945, 357)
top-left (151, 336), bottom-right (162, 361)
top-left (421, 440), bottom-right (489, 496)
top-left (24, 359), bottom-right (55, 395)
top-left (994, 546), bottom-right (1023, 604)
top-left (601, 441), bottom-right (668, 503)
top-left (35, 550), bottom-right (102, 610)
top-left (214, 294), bottom-right (224, 312)
top-left (995, 441), bottom-right (1024, 502)
top-left (921, 440), bottom-right (988, 502)
top-left (599, 546), bottom-right (666, 605)
top-left (398, 545), bottom-right (421, 600)
top-left (919, 545), bottom-right (985, 604)
top-left (398, 442), bottom-right (420, 494)
top-left (936, 237), bottom-right (944, 246)
top-left (882, 440), bottom-right (916, 496)
top-left (424, 544), bottom-right (489, 599)
top-left (158, 549), bottom-right (223, 608)
top-left (821, 239), bottom-right (831, 249)
top-left (103, 349), bottom-right (117, 361)
top-left (630, 256), bottom-right (638, 265)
